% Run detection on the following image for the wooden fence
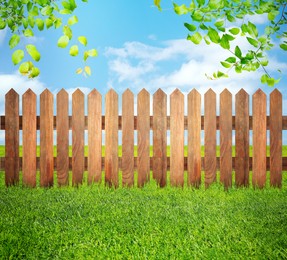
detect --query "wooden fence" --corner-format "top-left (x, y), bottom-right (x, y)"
top-left (1, 88), bottom-right (285, 189)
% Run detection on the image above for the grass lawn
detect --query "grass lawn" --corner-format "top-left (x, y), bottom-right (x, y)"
top-left (1, 146), bottom-right (287, 258)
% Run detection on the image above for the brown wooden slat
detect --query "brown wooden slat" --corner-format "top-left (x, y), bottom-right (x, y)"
top-left (235, 89), bottom-right (249, 187)
top-left (270, 89), bottom-right (282, 187)
top-left (252, 89), bottom-right (266, 188)
top-left (170, 89), bottom-right (184, 187)
top-left (5, 89), bottom-right (19, 186)
top-left (220, 89), bottom-right (232, 189)
top-left (40, 89), bottom-right (54, 187)
top-left (204, 89), bottom-right (217, 188)
top-left (122, 89), bottom-right (134, 187)
top-left (137, 89), bottom-right (150, 187)
top-left (105, 90), bottom-right (119, 187)
top-left (188, 89), bottom-right (201, 187)
top-left (57, 89), bottom-right (69, 186)
top-left (153, 89), bottom-right (167, 187)
top-left (72, 89), bottom-right (85, 186)
top-left (23, 89), bottom-right (37, 187)
top-left (88, 89), bottom-right (102, 184)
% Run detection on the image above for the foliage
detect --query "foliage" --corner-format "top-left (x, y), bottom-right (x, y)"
top-left (0, 173), bottom-right (287, 258)
top-left (0, 0), bottom-right (97, 78)
top-left (154, 0), bottom-right (287, 86)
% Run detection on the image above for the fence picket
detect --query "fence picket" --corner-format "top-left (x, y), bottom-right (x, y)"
top-left (5, 89), bottom-right (19, 186)
top-left (23, 89), bottom-right (36, 187)
top-left (235, 89), bottom-right (249, 187)
top-left (252, 89), bottom-right (266, 188)
top-left (122, 89), bottom-right (134, 187)
top-left (88, 89), bottom-right (102, 184)
top-left (188, 89), bottom-right (201, 187)
top-left (204, 89), bottom-right (216, 188)
top-left (40, 89), bottom-right (54, 187)
top-left (220, 89), bottom-right (232, 189)
top-left (170, 89), bottom-right (184, 187)
top-left (72, 89), bottom-right (85, 186)
top-left (153, 89), bottom-right (167, 187)
top-left (105, 90), bottom-right (119, 187)
top-left (57, 89), bottom-right (69, 186)
top-left (270, 89), bottom-right (282, 187)
top-left (137, 89), bottom-right (150, 187)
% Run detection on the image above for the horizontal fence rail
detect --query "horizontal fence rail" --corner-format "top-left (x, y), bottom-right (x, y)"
top-left (1, 88), bottom-right (284, 189)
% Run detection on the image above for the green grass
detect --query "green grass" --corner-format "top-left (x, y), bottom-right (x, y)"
top-left (0, 172), bottom-right (287, 259)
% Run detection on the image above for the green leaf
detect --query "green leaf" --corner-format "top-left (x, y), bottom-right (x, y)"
top-left (261, 74), bottom-right (268, 84)
top-left (76, 68), bottom-right (83, 74)
top-left (26, 44), bottom-right (41, 62)
top-left (217, 71), bottom-right (228, 78)
top-left (12, 50), bottom-right (24, 65)
top-left (247, 21), bottom-right (258, 37)
top-left (84, 66), bottom-right (91, 76)
top-left (19, 62), bottom-right (30, 75)
top-left (9, 35), bottom-right (20, 49)
top-left (208, 27), bottom-right (220, 43)
top-left (68, 15), bottom-right (78, 26)
top-left (229, 28), bottom-right (240, 35)
top-left (0, 19), bottom-right (6, 30)
top-left (69, 45), bottom-right (79, 56)
top-left (78, 36), bottom-right (88, 46)
top-left (191, 10), bottom-right (203, 21)
top-left (45, 18), bottom-right (53, 29)
top-left (173, 3), bottom-right (189, 15)
top-left (268, 10), bottom-right (279, 21)
top-left (87, 49), bottom-right (98, 57)
top-left (23, 28), bottom-right (34, 37)
top-left (29, 67), bottom-right (40, 78)
top-left (40, 6), bottom-right (54, 16)
top-left (154, 0), bottom-right (161, 10)
top-left (227, 15), bottom-right (236, 22)
top-left (63, 26), bottom-right (72, 40)
top-left (260, 59), bottom-right (268, 66)
top-left (266, 77), bottom-right (275, 87)
top-left (220, 34), bottom-right (230, 49)
top-left (36, 19), bottom-right (44, 31)
top-left (214, 20), bottom-right (224, 28)
top-left (235, 46), bottom-right (242, 58)
top-left (225, 57), bottom-right (236, 63)
top-left (280, 44), bottom-right (287, 51)
top-left (57, 35), bottom-right (69, 48)
top-left (184, 23), bottom-right (196, 32)
top-left (220, 61), bottom-right (232, 68)
top-left (187, 32), bottom-right (202, 44)
top-left (247, 37), bottom-right (259, 47)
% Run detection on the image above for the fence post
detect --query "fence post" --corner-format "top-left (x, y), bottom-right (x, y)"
top-left (23, 89), bottom-right (37, 187)
top-left (105, 89), bottom-right (119, 188)
top-left (57, 89), bottom-right (69, 186)
top-left (204, 89), bottom-right (216, 188)
top-left (220, 89), bottom-right (232, 189)
top-left (188, 89), bottom-right (201, 188)
top-left (137, 89), bottom-right (150, 187)
top-left (270, 89), bottom-right (282, 187)
top-left (170, 89), bottom-right (184, 187)
top-left (5, 89), bottom-right (19, 186)
top-left (122, 89), bottom-right (134, 187)
top-left (72, 89), bottom-right (85, 186)
top-left (40, 89), bottom-right (54, 187)
top-left (153, 89), bottom-right (167, 187)
top-left (88, 89), bottom-right (102, 185)
top-left (252, 89), bottom-right (266, 188)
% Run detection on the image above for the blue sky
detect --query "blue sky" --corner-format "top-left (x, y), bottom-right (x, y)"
top-left (0, 0), bottom-right (287, 143)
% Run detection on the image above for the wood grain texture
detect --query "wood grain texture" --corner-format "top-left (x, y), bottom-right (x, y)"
top-left (235, 89), bottom-right (249, 187)
top-left (188, 89), bottom-right (201, 187)
top-left (72, 89), bottom-right (85, 186)
top-left (270, 89), bottom-right (282, 187)
top-left (252, 89), bottom-right (266, 188)
top-left (170, 89), bottom-right (184, 187)
top-left (40, 89), bottom-right (54, 187)
top-left (56, 89), bottom-right (69, 186)
top-left (23, 89), bottom-right (37, 187)
top-left (153, 89), bottom-right (167, 187)
top-left (220, 89), bottom-right (232, 189)
top-left (204, 89), bottom-right (217, 188)
top-left (122, 89), bottom-right (134, 187)
top-left (5, 89), bottom-right (19, 186)
top-left (105, 90), bottom-right (119, 188)
top-left (137, 89), bottom-right (150, 187)
top-left (88, 89), bottom-right (102, 185)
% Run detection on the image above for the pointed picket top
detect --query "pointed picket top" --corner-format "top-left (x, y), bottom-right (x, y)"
top-left (106, 88), bottom-right (118, 99)
top-left (72, 88), bottom-right (84, 98)
top-left (253, 88), bottom-right (266, 99)
top-left (57, 88), bottom-right (68, 98)
top-left (6, 88), bottom-right (19, 99)
top-left (270, 88), bottom-right (282, 99)
top-left (123, 88), bottom-right (134, 99)
top-left (220, 88), bottom-right (232, 98)
top-left (204, 88), bottom-right (216, 97)
top-left (138, 88), bottom-right (150, 98)
top-left (23, 88), bottom-right (36, 98)
top-left (88, 88), bottom-right (101, 98)
top-left (154, 88), bottom-right (166, 97)
top-left (236, 88), bottom-right (248, 97)
top-left (40, 88), bottom-right (53, 98)
top-left (171, 88), bottom-right (183, 98)
top-left (188, 88), bottom-right (200, 98)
